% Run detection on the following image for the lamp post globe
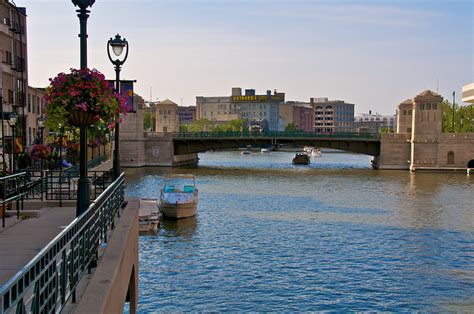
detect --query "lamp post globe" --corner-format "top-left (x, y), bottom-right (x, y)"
top-left (71, 0), bottom-right (95, 9)
top-left (37, 116), bottom-right (45, 144)
top-left (107, 33), bottom-right (129, 180)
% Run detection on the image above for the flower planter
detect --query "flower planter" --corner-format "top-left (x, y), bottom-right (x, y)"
top-left (68, 110), bottom-right (97, 127)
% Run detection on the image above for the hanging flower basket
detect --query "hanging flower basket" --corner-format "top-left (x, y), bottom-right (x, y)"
top-left (43, 68), bottom-right (127, 131)
top-left (68, 109), bottom-right (97, 127)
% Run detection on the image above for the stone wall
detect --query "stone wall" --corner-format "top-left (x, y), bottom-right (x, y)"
top-left (379, 134), bottom-right (411, 169)
top-left (380, 133), bottom-right (474, 170)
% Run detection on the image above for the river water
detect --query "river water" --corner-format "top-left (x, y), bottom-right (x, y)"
top-left (125, 151), bottom-right (474, 312)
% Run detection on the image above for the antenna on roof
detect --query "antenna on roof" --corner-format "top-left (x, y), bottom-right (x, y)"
top-left (150, 86), bottom-right (152, 102)
top-left (436, 77), bottom-right (439, 93)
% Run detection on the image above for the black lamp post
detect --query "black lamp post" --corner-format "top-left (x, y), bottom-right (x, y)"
top-left (7, 113), bottom-right (17, 173)
top-left (452, 91), bottom-right (455, 133)
top-left (72, 0), bottom-right (94, 216)
top-left (107, 34), bottom-right (129, 180)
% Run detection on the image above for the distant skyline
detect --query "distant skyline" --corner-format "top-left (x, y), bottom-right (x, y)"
top-left (20, 0), bottom-right (473, 114)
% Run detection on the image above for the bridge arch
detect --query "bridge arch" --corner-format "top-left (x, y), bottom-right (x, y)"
top-left (468, 159), bottom-right (474, 168)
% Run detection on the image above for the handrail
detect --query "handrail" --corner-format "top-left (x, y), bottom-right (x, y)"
top-left (0, 173), bottom-right (125, 313)
top-left (0, 172), bottom-right (27, 227)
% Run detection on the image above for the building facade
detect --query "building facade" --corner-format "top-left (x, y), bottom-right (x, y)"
top-left (0, 1), bottom-right (27, 173)
top-left (196, 87), bottom-right (285, 131)
top-left (354, 110), bottom-right (396, 133)
top-left (379, 90), bottom-right (474, 171)
top-left (155, 99), bottom-right (179, 133)
top-left (177, 106), bottom-right (196, 123)
top-left (195, 95), bottom-right (237, 122)
top-left (25, 86), bottom-right (44, 146)
top-left (312, 98), bottom-right (354, 133)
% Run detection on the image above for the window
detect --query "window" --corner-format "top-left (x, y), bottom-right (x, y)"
top-left (159, 110), bottom-right (162, 115)
top-left (408, 110), bottom-right (412, 115)
top-left (447, 151), bottom-right (454, 165)
top-left (8, 90), bottom-right (14, 104)
top-left (420, 104), bottom-right (425, 110)
top-left (426, 103), bottom-right (431, 110)
top-left (403, 110), bottom-right (407, 115)
top-left (432, 103), bottom-right (437, 110)
top-left (32, 96), bottom-right (35, 113)
top-left (27, 94), bottom-right (31, 112)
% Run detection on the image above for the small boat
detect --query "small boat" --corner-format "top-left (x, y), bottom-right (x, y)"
top-left (241, 145), bottom-right (252, 155)
top-left (160, 174), bottom-right (199, 219)
top-left (311, 148), bottom-right (322, 157)
top-left (293, 153), bottom-right (310, 165)
top-left (303, 146), bottom-right (313, 153)
top-left (261, 148), bottom-right (271, 153)
top-left (139, 199), bottom-right (161, 232)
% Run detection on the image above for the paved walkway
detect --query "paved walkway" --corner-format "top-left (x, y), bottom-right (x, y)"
top-left (0, 206), bottom-right (76, 285)
top-left (0, 158), bottom-right (114, 286)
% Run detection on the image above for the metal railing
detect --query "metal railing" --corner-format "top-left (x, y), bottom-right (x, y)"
top-left (0, 173), bottom-right (27, 228)
top-left (43, 170), bottom-right (114, 202)
top-left (173, 131), bottom-right (381, 140)
top-left (0, 173), bottom-right (125, 313)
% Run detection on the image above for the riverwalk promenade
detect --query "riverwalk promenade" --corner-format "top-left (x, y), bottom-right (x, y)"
top-left (0, 160), bottom-right (139, 313)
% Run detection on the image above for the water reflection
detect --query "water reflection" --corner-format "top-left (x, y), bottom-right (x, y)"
top-left (160, 216), bottom-right (198, 239)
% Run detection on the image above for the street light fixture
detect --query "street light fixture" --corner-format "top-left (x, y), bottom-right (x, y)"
top-left (7, 113), bottom-right (17, 173)
top-left (107, 33), bottom-right (129, 180)
top-left (37, 116), bottom-right (45, 144)
top-left (72, 0), bottom-right (94, 216)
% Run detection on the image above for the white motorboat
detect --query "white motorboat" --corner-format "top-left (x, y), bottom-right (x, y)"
top-left (139, 199), bottom-right (161, 232)
top-left (160, 174), bottom-right (199, 219)
top-left (261, 148), bottom-right (271, 153)
top-left (311, 148), bottom-right (322, 157)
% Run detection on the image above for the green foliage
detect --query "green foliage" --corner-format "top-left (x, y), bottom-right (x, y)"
top-left (185, 118), bottom-right (245, 132)
top-left (442, 100), bottom-right (474, 133)
top-left (285, 123), bottom-right (296, 132)
top-left (188, 119), bottom-right (212, 132)
top-left (143, 112), bottom-right (153, 131)
top-left (380, 127), bottom-right (392, 134)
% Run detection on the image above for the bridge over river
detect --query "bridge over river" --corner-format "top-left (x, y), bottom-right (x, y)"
top-left (172, 131), bottom-right (381, 156)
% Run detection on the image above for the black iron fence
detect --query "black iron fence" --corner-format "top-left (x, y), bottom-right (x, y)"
top-left (0, 172), bottom-right (27, 228)
top-left (0, 173), bottom-right (125, 313)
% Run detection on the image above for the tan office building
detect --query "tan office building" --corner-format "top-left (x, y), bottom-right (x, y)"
top-left (155, 99), bottom-right (179, 133)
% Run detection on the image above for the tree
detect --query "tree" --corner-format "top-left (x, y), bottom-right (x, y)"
top-left (188, 119), bottom-right (213, 132)
top-left (285, 123), bottom-right (296, 132)
top-left (442, 100), bottom-right (474, 133)
top-left (143, 112), bottom-right (153, 131)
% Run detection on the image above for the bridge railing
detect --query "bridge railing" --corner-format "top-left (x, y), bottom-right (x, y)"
top-left (173, 131), bottom-right (380, 140)
top-left (0, 173), bottom-right (125, 314)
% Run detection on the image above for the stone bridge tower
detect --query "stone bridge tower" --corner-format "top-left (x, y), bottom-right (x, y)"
top-left (380, 90), bottom-right (474, 170)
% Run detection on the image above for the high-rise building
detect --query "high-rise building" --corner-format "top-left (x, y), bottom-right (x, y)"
top-left (312, 98), bottom-right (354, 133)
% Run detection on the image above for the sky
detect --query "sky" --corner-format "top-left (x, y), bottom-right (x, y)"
top-left (18, 0), bottom-right (473, 115)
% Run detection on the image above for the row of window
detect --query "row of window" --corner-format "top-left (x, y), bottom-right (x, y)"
top-left (27, 94), bottom-right (41, 114)
top-left (158, 110), bottom-right (173, 115)
top-left (419, 103), bottom-right (438, 110)
top-left (402, 109), bottom-right (413, 115)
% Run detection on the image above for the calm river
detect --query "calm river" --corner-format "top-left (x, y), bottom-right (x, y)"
top-left (125, 151), bottom-right (474, 312)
